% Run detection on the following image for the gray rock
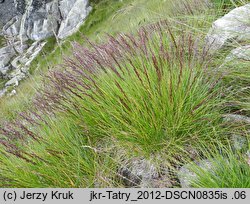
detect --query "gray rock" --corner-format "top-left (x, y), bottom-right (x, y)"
top-left (231, 134), bottom-right (248, 151)
top-left (2, 40), bottom-right (45, 90)
top-left (5, 76), bottom-right (19, 87)
top-left (119, 158), bottom-right (171, 187)
top-left (13, 41), bottom-right (29, 54)
top-left (2, 16), bottom-right (22, 38)
top-left (7, 68), bottom-right (24, 79)
top-left (0, 0), bottom-right (91, 97)
top-left (1, 0), bottom-right (57, 41)
top-left (0, 0), bottom-right (18, 27)
top-left (25, 1), bottom-right (60, 41)
top-left (57, 0), bottom-right (92, 39)
top-left (0, 40), bottom-right (46, 97)
top-left (15, 0), bottom-right (26, 15)
top-left (225, 45), bottom-right (250, 62)
top-left (206, 4), bottom-right (250, 51)
top-left (223, 114), bottom-right (250, 124)
top-left (0, 88), bottom-right (7, 97)
top-left (8, 89), bottom-right (17, 96)
top-left (0, 65), bottom-right (12, 77)
top-left (0, 45), bottom-right (16, 72)
top-left (2, 0), bottom-right (92, 41)
top-left (11, 41), bottom-right (46, 70)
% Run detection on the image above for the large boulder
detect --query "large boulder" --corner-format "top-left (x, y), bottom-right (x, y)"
top-left (206, 4), bottom-right (250, 51)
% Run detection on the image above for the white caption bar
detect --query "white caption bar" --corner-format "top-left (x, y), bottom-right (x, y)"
top-left (0, 189), bottom-right (249, 203)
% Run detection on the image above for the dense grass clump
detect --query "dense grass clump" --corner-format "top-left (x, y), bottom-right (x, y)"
top-left (186, 147), bottom-right (250, 188)
top-left (38, 22), bottom-right (227, 162)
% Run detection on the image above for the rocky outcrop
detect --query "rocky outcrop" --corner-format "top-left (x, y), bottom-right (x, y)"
top-left (0, 0), bottom-right (92, 41)
top-left (0, 41), bottom-right (46, 89)
top-left (3, 17), bottom-right (22, 39)
top-left (0, 0), bottom-right (18, 27)
top-left (58, 0), bottom-right (92, 39)
top-left (206, 4), bottom-right (250, 51)
top-left (24, 0), bottom-right (60, 41)
top-left (11, 41), bottom-right (46, 72)
top-left (0, 0), bottom-right (92, 97)
top-left (7, 41), bottom-right (47, 86)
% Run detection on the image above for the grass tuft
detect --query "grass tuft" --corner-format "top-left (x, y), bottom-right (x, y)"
top-left (186, 144), bottom-right (250, 188)
top-left (40, 22), bottom-right (228, 161)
